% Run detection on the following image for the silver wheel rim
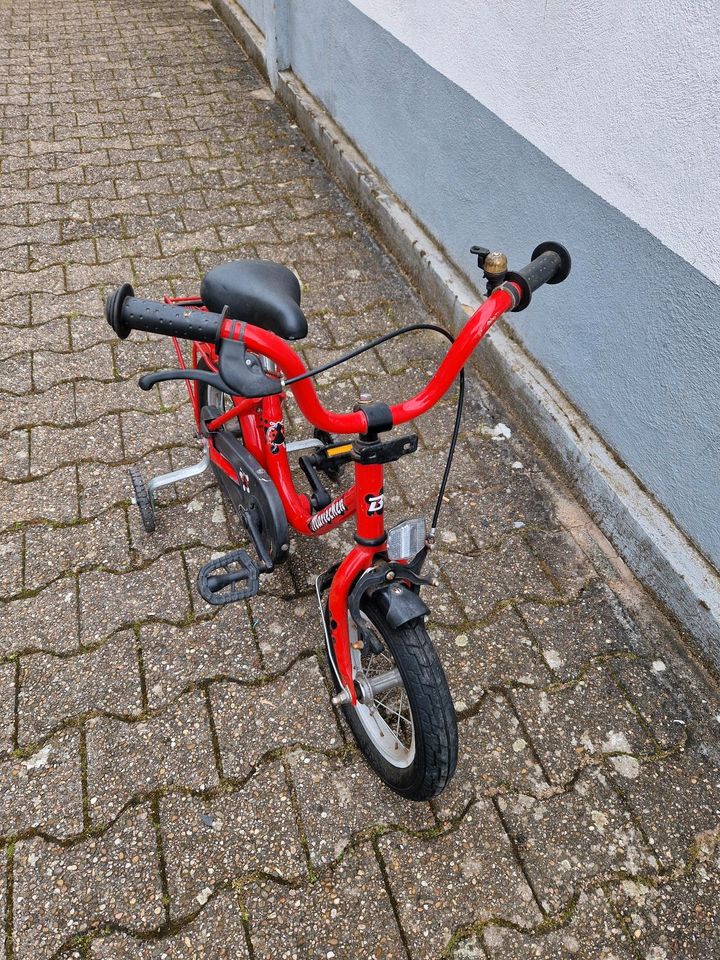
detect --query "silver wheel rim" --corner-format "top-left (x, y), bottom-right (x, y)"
top-left (348, 615), bottom-right (416, 768)
top-left (206, 383), bottom-right (227, 413)
top-left (206, 384), bottom-right (243, 438)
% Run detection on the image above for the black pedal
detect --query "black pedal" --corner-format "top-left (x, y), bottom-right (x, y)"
top-left (197, 549), bottom-right (260, 605)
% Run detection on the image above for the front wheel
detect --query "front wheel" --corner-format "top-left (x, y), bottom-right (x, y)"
top-left (326, 596), bottom-right (458, 800)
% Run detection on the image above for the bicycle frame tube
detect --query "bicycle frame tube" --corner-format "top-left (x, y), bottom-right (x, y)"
top-left (260, 392), bottom-right (359, 535)
top-left (191, 342), bottom-right (359, 536)
top-left (327, 459), bottom-right (386, 704)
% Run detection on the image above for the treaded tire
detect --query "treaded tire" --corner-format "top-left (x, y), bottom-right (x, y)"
top-left (327, 596), bottom-right (458, 800)
top-left (129, 466), bottom-right (156, 533)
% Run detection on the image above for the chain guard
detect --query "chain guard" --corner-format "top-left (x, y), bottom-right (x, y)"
top-left (210, 425), bottom-right (289, 566)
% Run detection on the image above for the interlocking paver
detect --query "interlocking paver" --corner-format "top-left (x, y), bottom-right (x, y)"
top-left (0, 381), bottom-right (76, 436)
top-left (211, 659), bottom-right (340, 778)
top-left (498, 768), bottom-right (657, 913)
top-left (0, 728), bottom-right (83, 838)
top-left (91, 892), bottom-right (251, 958)
top-left (74, 375), bottom-right (164, 424)
top-left (430, 606), bottom-right (550, 709)
top-left (1, 579), bottom-right (79, 656)
top-left (32, 343), bottom-right (114, 391)
top-left (0, 427), bottom-right (30, 479)
top-left (511, 661), bottom-right (655, 785)
top-left (2, 0), bottom-right (719, 956)
top-left (246, 590), bottom-right (323, 671)
top-left (380, 800), bottom-right (543, 958)
top-left (606, 749), bottom-right (720, 867)
top-left (161, 763), bottom-right (305, 918)
top-left (288, 750), bottom-right (435, 867)
top-left (611, 861), bottom-right (720, 960)
top-left (121, 408), bottom-right (189, 460)
top-left (4, 263), bottom-right (64, 297)
top-left (519, 581), bottom-right (645, 680)
top-left (141, 615), bottom-right (261, 709)
top-left (79, 551), bottom-right (192, 644)
top-left (606, 656), bottom-right (688, 750)
top-left (525, 527), bottom-right (601, 596)
top-left (13, 805), bottom-right (164, 960)
top-left (31, 417), bottom-right (124, 474)
top-left (0, 318), bottom-right (70, 361)
top-left (0, 529), bottom-right (23, 599)
top-left (0, 661), bottom-right (16, 754)
top-left (477, 888), bottom-right (635, 959)
top-left (0, 465), bottom-right (79, 529)
top-left (85, 690), bottom-right (217, 823)
top-left (246, 844), bottom-right (407, 960)
top-left (23, 508), bottom-right (132, 591)
top-left (427, 538), bottom-right (558, 626)
top-left (0, 292), bottom-right (31, 327)
top-left (18, 630), bottom-right (143, 745)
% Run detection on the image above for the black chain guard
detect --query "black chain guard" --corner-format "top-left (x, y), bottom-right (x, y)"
top-left (211, 429), bottom-right (289, 565)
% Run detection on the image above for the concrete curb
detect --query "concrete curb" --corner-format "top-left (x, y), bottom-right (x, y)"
top-left (212, 0), bottom-right (720, 663)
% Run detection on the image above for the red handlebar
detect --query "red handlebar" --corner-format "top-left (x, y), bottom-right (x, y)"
top-left (235, 283), bottom-right (518, 435)
top-left (107, 239), bottom-right (570, 435)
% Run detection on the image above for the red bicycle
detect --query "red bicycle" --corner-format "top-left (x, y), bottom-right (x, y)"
top-left (105, 241), bottom-right (570, 799)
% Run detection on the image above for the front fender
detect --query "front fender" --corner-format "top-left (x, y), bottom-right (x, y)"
top-left (372, 581), bottom-right (429, 629)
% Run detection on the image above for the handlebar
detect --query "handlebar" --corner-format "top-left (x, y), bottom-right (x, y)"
top-left (104, 240), bottom-right (570, 432)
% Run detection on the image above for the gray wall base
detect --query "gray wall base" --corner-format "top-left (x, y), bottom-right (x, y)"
top-left (213, 0), bottom-right (266, 76)
top-left (212, 0), bottom-right (720, 664)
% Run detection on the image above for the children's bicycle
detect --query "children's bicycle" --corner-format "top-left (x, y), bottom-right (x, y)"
top-left (105, 241), bottom-right (570, 799)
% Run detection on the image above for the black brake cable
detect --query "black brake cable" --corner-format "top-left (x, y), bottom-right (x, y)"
top-left (284, 322), bottom-right (465, 539)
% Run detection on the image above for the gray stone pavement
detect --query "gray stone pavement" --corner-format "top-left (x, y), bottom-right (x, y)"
top-left (1, 0), bottom-right (719, 957)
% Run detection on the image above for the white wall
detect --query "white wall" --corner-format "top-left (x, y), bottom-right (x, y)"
top-left (349, 0), bottom-right (720, 285)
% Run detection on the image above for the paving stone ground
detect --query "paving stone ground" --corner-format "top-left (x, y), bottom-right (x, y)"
top-left (1, 0), bottom-right (719, 957)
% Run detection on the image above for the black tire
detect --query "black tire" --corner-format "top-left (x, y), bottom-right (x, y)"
top-left (128, 466), bottom-right (156, 533)
top-left (326, 596), bottom-right (458, 800)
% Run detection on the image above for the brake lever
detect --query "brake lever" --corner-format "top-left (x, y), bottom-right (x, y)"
top-left (218, 335), bottom-right (282, 398)
top-left (137, 369), bottom-right (234, 393)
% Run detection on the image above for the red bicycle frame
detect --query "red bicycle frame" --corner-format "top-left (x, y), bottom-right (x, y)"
top-left (165, 284), bottom-right (518, 703)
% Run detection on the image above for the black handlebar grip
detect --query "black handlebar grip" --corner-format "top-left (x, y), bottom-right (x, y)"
top-left (122, 297), bottom-right (224, 342)
top-left (505, 241), bottom-right (571, 312)
top-left (105, 283), bottom-right (223, 342)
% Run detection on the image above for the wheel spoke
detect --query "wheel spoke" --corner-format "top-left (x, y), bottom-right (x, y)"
top-left (344, 612), bottom-right (418, 767)
top-left (375, 700), bottom-right (412, 731)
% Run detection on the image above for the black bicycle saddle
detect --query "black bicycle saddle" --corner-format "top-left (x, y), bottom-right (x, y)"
top-left (200, 260), bottom-right (308, 341)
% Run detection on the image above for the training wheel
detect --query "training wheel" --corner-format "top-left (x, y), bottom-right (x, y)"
top-left (129, 466), bottom-right (156, 533)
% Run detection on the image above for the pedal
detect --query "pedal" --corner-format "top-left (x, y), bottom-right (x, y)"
top-left (197, 549), bottom-right (260, 605)
top-left (312, 429), bottom-right (351, 482)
